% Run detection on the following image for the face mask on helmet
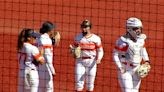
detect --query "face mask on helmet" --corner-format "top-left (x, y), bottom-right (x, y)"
top-left (127, 29), bottom-right (137, 42)
top-left (126, 17), bottom-right (143, 38)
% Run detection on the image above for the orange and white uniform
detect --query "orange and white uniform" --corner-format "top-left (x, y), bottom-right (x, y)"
top-left (113, 34), bottom-right (149, 92)
top-left (37, 33), bottom-right (55, 92)
top-left (74, 33), bottom-right (104, 91)
top-left (18, 42), bottom-right (44, 92)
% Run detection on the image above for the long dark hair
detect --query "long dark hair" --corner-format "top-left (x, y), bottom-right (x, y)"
top-left (17, 28), bottom-right (34, 51)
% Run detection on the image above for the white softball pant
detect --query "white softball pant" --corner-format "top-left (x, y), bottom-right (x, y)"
top-left (118, 64), bottom-right (141, 92)
top-left (38, 63), bottom-right (54, 92)
top-left (18, 68), bottom-right (39, 92)
top-left (75, 58), bottom-right (97, 91)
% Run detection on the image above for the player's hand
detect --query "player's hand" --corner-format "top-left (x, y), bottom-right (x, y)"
top-left (119, 67), bottom-right (126, 74)
top-left (39, 60), bottom-right (45, 65)
top-left (96, 59), bottom-right (101, 64)
top-left (38, 57), bottom-right (45, 65)
top-left (52, 68), bottom-right (56, 76)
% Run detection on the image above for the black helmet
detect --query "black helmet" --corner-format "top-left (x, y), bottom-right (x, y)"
top-left (40, 21), bottom-right (55, 34)
top-left (80, 19), bottom-right (92, 29)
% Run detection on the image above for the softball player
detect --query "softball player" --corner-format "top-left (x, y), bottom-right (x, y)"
top-left (72, 20), bottom-right (104, 92)
top-left (38, 21), bottom-right (56, 92)
top-left (17, 28), bottom-right (44, 92)
top-left (113, 17), bottom-right (150, 92)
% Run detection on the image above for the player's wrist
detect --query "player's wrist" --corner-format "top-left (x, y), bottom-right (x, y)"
top-left (145, 61), bottom-right (150, 64)
top-left (96, 59), bottom-right (101, 64)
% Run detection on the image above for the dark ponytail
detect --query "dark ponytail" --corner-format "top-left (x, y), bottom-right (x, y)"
top-left (17, 29), bottom-right (26, 51)
top-left (17, 28), bottom-right (35, 51)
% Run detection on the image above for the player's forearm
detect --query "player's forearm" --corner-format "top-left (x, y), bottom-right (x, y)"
top-left (96, 48), bottom-right (104, 60)
top-left (142, 47), bottom-right (149, 61)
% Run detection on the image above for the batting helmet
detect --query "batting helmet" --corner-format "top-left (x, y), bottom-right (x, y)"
top-left (80, 19), bottom-right (92, 29)
top-left (40, 21), bottom-right (55, 34)
top-left (126, 17), bottom-right (143, 28)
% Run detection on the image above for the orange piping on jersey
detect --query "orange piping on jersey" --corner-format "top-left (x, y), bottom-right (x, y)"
top-left (42, 45), bottom-right (52, 48)
top-left (115, 45), bottom-right (128, 51)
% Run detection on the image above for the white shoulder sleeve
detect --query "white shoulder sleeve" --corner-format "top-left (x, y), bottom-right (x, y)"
top-left (113, 38), bottom-right (127, 68)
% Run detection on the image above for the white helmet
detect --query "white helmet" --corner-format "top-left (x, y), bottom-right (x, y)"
top-left (126, 17), bottom-right (143, 28)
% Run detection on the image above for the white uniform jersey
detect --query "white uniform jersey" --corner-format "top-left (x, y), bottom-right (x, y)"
top-left (38, 33), bottom-right (53, 55)
top-left (74, 33), bottom-right (103, 60)
top-left (74, 33), bottom-right (103, 91)
top-left (38, 33), bottom-right (55, 74)
top-left (18, 42), bottom-right (42, 70)
top-left (37, 33), bottom-right (55, 92)
top-left (113, 34), bottom-right (149, 68)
